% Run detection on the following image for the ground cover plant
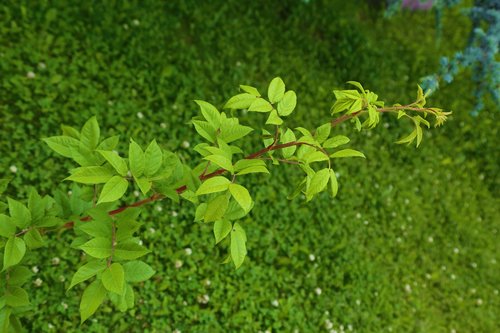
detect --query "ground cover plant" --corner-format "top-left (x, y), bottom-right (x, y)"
top-left (0, 1), bottom-right (498, 332)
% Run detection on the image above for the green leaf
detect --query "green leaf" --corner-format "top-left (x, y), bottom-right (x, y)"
top-left (268, 77), bottom-right (286, 103)
top-left (416, 125), bottom-right (423, 147)
top-left (123, 261), bottom-right (155, 282)
top-left (80, 280), bottom-right (107, 324)
top-left (205, 155), bottom-right (233, 172)
top-left (331, 99), bottom-right (353, 114)
top-left (277, 90), bottom-right (297, 116)
top-left (65, 166), bottom-right (114, 184)
top-left (23, 229), bottom-right (44, 249)
top-left (5, 286), bottom-right (30, 307)
top-left (224, 93), bottom-right (257, 109)
top-left (3, 237), bottom-right (26, 270)
top-left (195, 100), bottom-right (221, 128)
top-left (228, 184), bottom-right (252, 212)
top-left (236, 166), bottom-right (269, 175)
top-left (43, 136), bottom-right (80, 158)
top-left (80, 116), bottom-right (100, 150)
top-left (196, 177), bottom-right (231, 195)
top-left (0, 308), bottom-right (10, 332)
top-left (239, 85), bottom-right (261, 97)
top-left (114, 241), bottom-right (150, 260)
top-left (280, 128), bottom-right (297, 158)
top-left (214, 219), bottom-right (232, 244)
top-left (234, 159), bottom-right (266, 171)
top-left (265, 109), bottom-right (283, 125)
top-left (102, 263), bottom-right (125, 295)
top-left (314, 123), bottom-right (331, 143)
top-left (396, 129), bottom-right (417, 145)
top-left (204, 194), bottom-right (230, 222)
top-left (192, 120), bottom-right (216, 143)
top-left (248, 98), bottom-right (273, 112)
top-left (144, 140), bottom-right (163, 177)
top-left (8, 198), bottom-right (31, 229)
top-left (98, 176), bottom-right (128, 204)
top-left (0, 214), bottom-right (16, 238)
top-left (79, 237), bottom-right (112, 259)
top-left (347, 81), bottom-right (366, 96)
top-left (68, 260), bottom-right (107, 290)
top-left (27, 189), bottom-right (44, 223)
top-left (0, 178), bottom-right (10, 195)
top-left (129, 140), bottom-right (145, 177)
top-left (135, 177), bottom-right (152, 195)
top-left (97, 151), bottom-right (128, 176)
top-left (323, 135), bottom-right (350, 148)
top-left (329, 169), bottom-right (339, 198)
top-left (330, 149), bottom-right (366, 158)
top-left (230, 222), bottom-right (247, 269)
top-left (97, 135), bottom-right (120, 151)
top-left (306, 168), bottom-right (330, 201)
top-left (305, 151), bottom-right (329, 164)
top-left (7, 266), bottom-right (32, 286)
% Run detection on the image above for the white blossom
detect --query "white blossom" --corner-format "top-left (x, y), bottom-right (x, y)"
top-left (271, 299), bottom-right (279, 307)
top-left (173, 329), bottom-right (181, 333)
top-left (355, 213), bottom-right (361, 219)
top-left (453, 247), bottom-right (459, 254)
top-left (314, 287), bottom-right (322, 295)
top-left (171, 210), bottom-right (178, 217)
top-left (59, 275), bottom-right (66, 282)
top-left (136, 112), bottom-right (144, 119)
top-left (308, 254), bottom-right (315, 261)
top-left (26, 71), bottom-right (36, 79)
top-left (404, 284), bottom-right (412, 293)
top-left (61, 302), bottom-right (68, 310)
top-left (34, 278), bottom-right (43, 287)
top-left (9, 165), bottom-right (17, 173)
top-left (197, 294), bottom-right (210, 304)
top-left (51, 257), bottom-right (60, 265)
top-left (427, 236), bottom-right (434, 243)
top-left (175, 260), bottom-right (183, 269)
top-left (160, 122), bottom-right (167, 128)
top-left (476, 298), bottom-right (483, 306)
top-left (132, 19), bottom-right (140, 26)
top-left (355, 299), bottom-right (361, 306)
top-left (181, 140), bottom-right (190, 149)
top-left (155, 205), bottom-right (163, 212)
top-left (204, 279), bottom-right (211, 287)
top-left (184, 248), bottom-right (192, 256)
top-left (48, 323), bottom-right (54, 330)
top-left (32, 266), bottom-right (39, 273)
top-left (38, 62), bottom-right (46, 69)
top-left (148, 227), bottom-right (156, 234)
top-left (133, 190), bottom-right (140, 197)
top-left (325, 319), bottom-right (333, 329)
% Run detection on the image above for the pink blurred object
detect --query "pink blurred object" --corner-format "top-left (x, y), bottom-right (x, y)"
top-left (402, 0), bottom-right (434, 10)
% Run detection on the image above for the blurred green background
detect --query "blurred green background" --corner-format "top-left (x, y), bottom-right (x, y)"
top-left (0, 0), bottom-right (498, 332)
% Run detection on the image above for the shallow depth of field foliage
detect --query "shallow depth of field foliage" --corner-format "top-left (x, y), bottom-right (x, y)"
top-left (0, 1), bottom-right (499, 332)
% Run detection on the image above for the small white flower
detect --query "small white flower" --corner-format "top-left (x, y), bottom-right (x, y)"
top-left (38, 62), bottom-right (46, 69)
top-left (123, 24), bottom-right (129, 30)
top-left (160, 122), bottom-right (167, 128)
top-left (453, 247), bottom-right (459, 254)
top-left (383, 122), bottom-right (390, 128)
top-left (184, 248), bottom-right (192, 256)
top-left (155, 205), bottom-right (163, 212)
top-left (441, 265), bottom-right (447, 271)
top-left (48, 323), bottom-right (54, 329)
top-left (171, 210), bottom-right (178, 217)
top-left (197, 294), bottom-right (210, 304)
top-left (471, 288), bottom-right (476, 294)
top-left (355, 213), bottom-right (361, 219)
top-left (26, 71), bottom-right (36, 79)
top-left (148, 227), bottom-right (156, 234)
top-left (9, 165), bottom-right (17, 173)
top-left (335, 172), bottom-right (341, 178)
top-left (173, 329), bottom-right (181, 333)
top-left (425, 273), bottom-right (431, 279)
top-left (450, 274), bottom-right (456, 280)
top-left (308, 254), bottom-right (315, 261)
top-left (330, 330), bottom-right (338, 333)
top-left (182, 301), bottom-right (187, 306)
top-left (132, 19), bottom-right (140, 26)
top-left (51, 257), bottom-right (60, 265)
top-left (136, 112), bottom-right (144, 119)
top-left (59, 275), bottom-right (65, 282)
top-left (61, 302), bottom-right (68, 310)
top-left (108, 100), bottom-right (114, 106)
top-left (175, 260), bottom-right (183, 269)
top-left (492, 258), bottom-right (497, 264)
top-left (339, 325), bottom-right (344, 331)
top-left (325, 319), bottom-right (333, 329)
top-left (427, 236), bottom-right (434, 243)
top-left (204, 279), bottom-right (211, 287)
top-left (404, 284), bottom-right (412, 293)
top-left (355, 299), bottom-right (361, 306)
top-left (67, 190), bottom-right (73, 196)
top-left (138, 240), bottom-right (143, 246)
top-left (348, 324), bottom-right (353, 331)
top-left (32, 266), bottom-right (39, 273)
top-left (271, 299), bottom-right (279, 307)
top-left (396, 237), bottom-right (402, 243)
top-left (236, 61), bottom-right (242, 67)
top-left (173, 104), bottom-right (178, 110)
top-left (265, 330), bottom-right (271, 333)
top-left (314, 287), bottom-right (322, 295)
top-left (133, 190), bottom-right (140, 197)
top-left (404, 198), bottom-right (410, 204)
top-left (476, 298), bottom-right (483, 306)
top-left (34, 278), bottom-right (43, 287)
top-left (363, 220), bottom-right (369, 225)
top-left (471, 262), bottom-right (477, 268)
top-left (450, 329), bottom-right (456, 333)
top-left (181, 140), bottom-right (190, 149)
top-left (494, 289), bottom-right (498, 295)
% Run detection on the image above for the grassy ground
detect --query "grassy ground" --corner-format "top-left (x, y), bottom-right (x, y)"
top-left (0, 1), bottom-right (498, 332)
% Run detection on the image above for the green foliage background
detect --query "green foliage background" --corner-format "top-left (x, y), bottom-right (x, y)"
top-left (0, 0), bottom-right (498, 332)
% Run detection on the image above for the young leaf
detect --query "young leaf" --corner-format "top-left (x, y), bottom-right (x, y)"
top-left (80, 280), bottom-right (107, 324)
top-left (3, 237), bottom-right (26, 270)
top-left (248, 98), bottom-right (273, 112)
top-left (114, 241), bottom-right (150, 260)
top-left (129, 140), bottom-right (145, 177)
top-left (265, 109), bottom-right (283, 125)
top-left (240, 85), bottom-right (261, 97)
top-left (98, 176), bottom-right (128, 204)
top-left (135, 177), bottom-right (152, 195)
top-left (214, 219), bottom-right (232, 244)
top-left (8, 198), bottom-right (31, 229)
top-left (230, 222), bottom-right (247, 269)
top-left (323, 135), bottom-right (350, 148)
top-left (330, 149), bottom-right (366, 158)
top-left (228, 184), bottom-right (252, 212)
top-left (268, 77), bottom-right (285, 103)
top-left (314, 123), bottom-right (331, 143)
top-left (329, 169), bottom-right (338, 198)
top-left (144, 140), bottom-right (163, 177)
top-left (68, 260), bottom-right (107, 290)
top-left (204, 194), bottom-right (230, 222)
top-left (65, 166), bottom-right (114, 184)
top-left (7, 266), bottom-right (32, 286)
top-left (80, 116), bottom-right (100, 150)
top-left (0, 214), bottom-right (16, 237)
top-left (205, 155), bottom-right (233, 172)
top-left (43, 136), bottom-right (80, 158)
top-left (224, 93), bottom-right (257, 109)
top-left (97, 150), bottom-right (128, 176)
top-left (236, 166), bottom-right (269, 175)
top-left (79, 237), bottom-right (112, 259)
top-left (396, 129), bottom-right (417, 145)
top-left (23, 229), bottom-right (44, 249)
top-left (306, 168), bottom-right (330, 201)
top-left (195, 100), bottom-right (221, 128)
top-left (280, 128), bottom-right (297, 158)
top-left (277, 90), bottom-right (297, 116)
top-left (192, 120), bottom-right (217, 143)
top-left (123, 261), bottom-right (155, 282)
top-left (196, 177), bottom-right (231, 195)
top-left (102, 263), bottom-right (125, 295)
